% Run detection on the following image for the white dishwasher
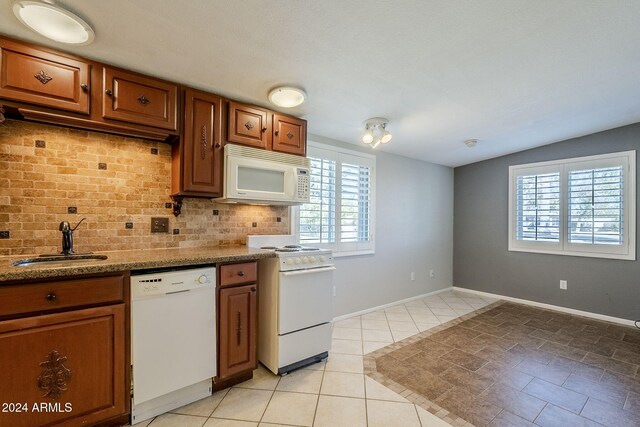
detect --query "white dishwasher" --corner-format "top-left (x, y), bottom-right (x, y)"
top-left (131, 267), bottom-right (216, 424)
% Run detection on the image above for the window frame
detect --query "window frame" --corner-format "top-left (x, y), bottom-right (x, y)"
top-left (508, 150), bottom-right (636, 260)
top-left (292, 141), bottom-right (376, 257)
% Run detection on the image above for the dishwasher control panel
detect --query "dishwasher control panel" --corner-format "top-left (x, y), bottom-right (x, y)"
top-left (131, 267), bottom-right (215, 298)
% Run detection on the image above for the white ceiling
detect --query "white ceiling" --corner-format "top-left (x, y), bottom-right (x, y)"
top-left (2, 0), bottom-right (640, 167)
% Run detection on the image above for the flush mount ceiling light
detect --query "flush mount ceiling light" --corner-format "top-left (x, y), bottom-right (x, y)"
top-left (464, 139), bottom-right (478, 148)
top-left (12, 0), bottom-right (95, 45)
top-left (362, 117), bottom-right (392, 149)
top-left (268, 86), bottom-right (306, 108)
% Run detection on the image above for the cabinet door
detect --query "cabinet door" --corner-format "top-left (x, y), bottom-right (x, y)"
top-left (0, 304), bottom-right (126, 427)
top-left (102, 67), bottom-right (177, 130)
top-left (273, 114), bottom-right (306, 156)
top-left (182, 89), bottom-right (223, 195)
top-left (227, 101), bottom-right (270, 149)
top-left (219, 284), bottom-right (257, 379)
top-left (0, 38), bottom-right (90, 114)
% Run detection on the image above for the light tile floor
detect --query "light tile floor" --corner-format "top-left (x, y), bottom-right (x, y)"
top-left (134, 290), bottom-right (497, 427)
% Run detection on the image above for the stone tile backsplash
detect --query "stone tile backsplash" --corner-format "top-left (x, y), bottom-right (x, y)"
top-left (0, 120), bottom-right (289, 256)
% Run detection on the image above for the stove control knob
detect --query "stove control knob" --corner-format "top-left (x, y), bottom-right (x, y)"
top-left (196, 274), bottom-right (209, 285)
top-left (294, 257), bottom-right (302, 264)
top-left (286, 259), bottom-right (294, 265)
top-left (319, 256), bottom-right (325, 262)
top-left (301, 257), bottom-right (308, 264)
top-left (309, 256), bottom-right (316, 263)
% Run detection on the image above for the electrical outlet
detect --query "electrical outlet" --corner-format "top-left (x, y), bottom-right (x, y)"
top-left (150, 217), bottom-right (169, 233)
top-left (560, 280), bottom-right (568, 290)
top-left (430, 269), bottom-right (435, 278)
top-left (410, 272), bottom-right (415, 281)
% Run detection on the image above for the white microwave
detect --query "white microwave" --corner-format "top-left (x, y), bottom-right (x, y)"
top-left (215, 144), bottom-right (311, 205)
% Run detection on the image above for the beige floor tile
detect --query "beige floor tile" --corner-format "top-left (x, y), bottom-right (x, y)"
top-left (364, 376), bottom-right (408, 402)
top-left (470, 302), bottom-right (489, 309)
top-left (363, 340), bottom-right (391, 354)
top-left (385, 304), bottom-right (409, 313)
top-left (385, 312), bottom-right (413, 322)
top-left (361, 311), bottom-right (388, 321)
top-left (430, 307), bottom-right (457, 316)
top-left (171, 390), bottom-right (229, 417)
top-left (410, 313), bottom-right (440, 323)
top-left (325, 353), bottom-right (364, 373)
top-left (334, 317), bottom-right (361, 328)
top-left (331, 327), bottom-right (362, 340)
top-left (260, 391), bottom-right (318, 426)
top-left (405, 300), bottom-right (428, 308)
top-left (415, 405), bottom-right (454, 426)
top-left (233, 365), bottom-right (280, 391)
top-left (129, 418), bottom-right (154, 427)
top-left (314, 395), bottom-right (367, 427)
top-left (302, 358), bottom-right (326, 371)
top-left (320, 371), bottom-right (365, 398)
top-left (391, 329), bottom-right (418, 341)
top-left (331, 338), bottom-right (363, 355)
top-left (362, 328), bottom-right (394, 342)
top-left (366, 399), bottom-right (421, 427)
top-left (361, 319), bottom-right (390, 330)
top-left (275, 368), bottom-right (323, 393)
top-left (435, 315), bottom-right (458, 323)
top-left (205, 419), bottom-right (258, 427)
top-left (211, 388), bottom-right (273, 422)
top-left (150, 413), bottom-right (208, 427)
top-left (388, 320), bottom-right (419, 332)
top-left (406, 306), bottom-right (435, 316)
top-left (415, 322), bottom-right (441, 332)
top-left (424, 301), bottom-right (452, 309)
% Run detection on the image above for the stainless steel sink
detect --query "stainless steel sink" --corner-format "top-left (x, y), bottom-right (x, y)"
top-left (13, 254), bottom-right (108, 267)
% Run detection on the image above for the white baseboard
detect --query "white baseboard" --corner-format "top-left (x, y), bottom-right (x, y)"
top-left (332, 286), bottom-right (454, 322)
top-left (452, 286), bottom-right (635, 327)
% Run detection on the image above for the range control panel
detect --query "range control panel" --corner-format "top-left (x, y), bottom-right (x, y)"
top-left (131, 267), bottom-right (215, 298)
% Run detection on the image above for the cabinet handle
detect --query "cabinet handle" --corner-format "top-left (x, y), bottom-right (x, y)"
top-left (45, 293), bottom-right (56, 301)
top-left (137, 95), bottom-right (150, 105)
top-left (105, 89), bottom-right (113, 96)
top-left (201, 125), bottom-right (207, 160)
top-left (237, 271), bottom-right (245, 277)
top-left (236, 311), bottom-right (242, 346)
top-left (80, 83), bottom-right (89, 92)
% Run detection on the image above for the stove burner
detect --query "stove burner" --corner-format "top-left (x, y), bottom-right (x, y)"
top-left (284, 245), bottom-right (303, 249)
top-left (301, 247), bottom-right (320, 251)
top-left (260, 246), bottom-right (278, 250)
top-left (275, 248), bottom-right (300, 252)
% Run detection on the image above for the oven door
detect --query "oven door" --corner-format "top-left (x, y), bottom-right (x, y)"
top-left (278, 266), bottom-right (335, 335)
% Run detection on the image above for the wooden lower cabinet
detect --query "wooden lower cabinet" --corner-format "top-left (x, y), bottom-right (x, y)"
top-left (0, 304), bottom-right (126, 427)
top-left (218, 283), bottom-right (257, 380)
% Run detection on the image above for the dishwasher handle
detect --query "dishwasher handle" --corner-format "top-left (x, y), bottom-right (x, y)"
top-left (281, 266), bottom-right (336, 276)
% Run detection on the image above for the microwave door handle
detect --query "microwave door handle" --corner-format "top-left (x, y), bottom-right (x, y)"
top-left (281, 266), bottom-right (336, 276)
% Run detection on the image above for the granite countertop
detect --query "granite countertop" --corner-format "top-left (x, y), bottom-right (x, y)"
top-left (0, 246), bottom-right (275, 283)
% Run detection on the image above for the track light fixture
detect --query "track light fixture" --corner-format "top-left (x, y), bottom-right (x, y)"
top-left (362, 117), bottom-right (392, 149)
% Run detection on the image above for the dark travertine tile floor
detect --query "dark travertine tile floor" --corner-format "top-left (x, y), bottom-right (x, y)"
top-left (368, 301), bottom-right (640, 427)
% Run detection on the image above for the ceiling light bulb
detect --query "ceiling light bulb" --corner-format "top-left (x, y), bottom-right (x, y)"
top-left (380, 129), bottom-right (392, 144)
top-left (362, 127), bottom-right (374, 144)
top-left (268, 87), bottom-right (306, 108)
top-left (13, 1), bottom-right (95, 45)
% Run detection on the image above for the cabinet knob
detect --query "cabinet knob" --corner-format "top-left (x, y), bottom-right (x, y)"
top-left (80, 83), bottom-right (89, 91)
top-left (46, 293), bottom-right (57, 301)
top-left (274, 130), bottom-right (279, 136)
top-left (105, 89), bottom-right (113, 96)
top-left (251, 287), bottom-right (256, 292)
top-left (137, 95), bottom-right (150, 105)
top-left (215, 143), bottom-right (221, 148)
top-left (262, 127), bottom-right (267, 132)
top-left (237, 271), bottom-right (245, 277)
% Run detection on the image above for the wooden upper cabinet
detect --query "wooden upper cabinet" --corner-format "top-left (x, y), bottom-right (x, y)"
top-left (273, 113), bottom-right (307, 156)
top-left (227, 101), bottom-right (270, 149)
top-left (0, 38), bottom-right (90, 114)
top-left (178, 88), bottom-right (223, 196)
top-left (102, 67), bottom-right (177, 131)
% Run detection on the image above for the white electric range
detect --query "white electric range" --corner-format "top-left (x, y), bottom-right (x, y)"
top-left (248, 235), bottom-right (334, 375)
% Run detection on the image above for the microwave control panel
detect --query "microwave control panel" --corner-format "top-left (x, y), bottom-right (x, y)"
top-left (297, 168), bottom-right (310, 199)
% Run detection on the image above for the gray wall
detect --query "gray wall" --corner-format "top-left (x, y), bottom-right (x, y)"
top-left (454, 123), bottom-right (640, 320)
top-left (309, 134), bottom-right (454, 317)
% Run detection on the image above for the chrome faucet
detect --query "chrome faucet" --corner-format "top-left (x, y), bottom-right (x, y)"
top-left (59, 218), bottom-right (86, 255)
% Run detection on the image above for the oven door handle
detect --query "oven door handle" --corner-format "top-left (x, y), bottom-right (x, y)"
top-left (281, 266), bottom-right (336, 276)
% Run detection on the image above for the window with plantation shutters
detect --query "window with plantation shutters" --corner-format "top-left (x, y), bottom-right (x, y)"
top-left (509, 151), bottom-right (636, 260)
top-left (296, 143), bottom-right (375, 255)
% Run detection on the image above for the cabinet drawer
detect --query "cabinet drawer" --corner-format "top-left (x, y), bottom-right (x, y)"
top-left (0, 38), bottom-right (90, 114)
top-left (102, 67), bottom-right (177, 130)
top-left (0, 275), bottom-right (125, 318)
top-left (219, 262), bottom-right (257, 287)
